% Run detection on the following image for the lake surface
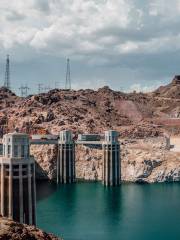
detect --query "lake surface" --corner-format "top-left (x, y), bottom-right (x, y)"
top-left (37, 181), bottom-right (180, 240)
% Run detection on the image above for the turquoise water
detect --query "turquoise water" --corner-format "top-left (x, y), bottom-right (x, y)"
top-left (37, 181), bottom-right (180, 240)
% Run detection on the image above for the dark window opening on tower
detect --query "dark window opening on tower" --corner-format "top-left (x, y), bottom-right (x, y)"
top-left (14, 145), bottom-right (18, 157)
top-left (21, 145), bottom-right (25, 158)
top-left (8, 145), bottom-right (11, 156)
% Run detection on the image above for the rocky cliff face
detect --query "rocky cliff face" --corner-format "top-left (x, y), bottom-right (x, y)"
top-left (0, 217), bottom-right (61, 240)
top-left (76, 145), bottom-right (103, 180)
top-left (31, 137), bottom-right (180, 183)
top-left (31, 145), bottom-right (58, 180)
top-left (121, 138), bottom-right (180, 183)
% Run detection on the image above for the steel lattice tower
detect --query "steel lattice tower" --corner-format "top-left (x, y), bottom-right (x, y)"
top-left (19, 84), bottom-right (30, 97)
top-left (4, 55), bottom-right (10, 89)
top-left (65, 58), bottom-right (71, 90)
top-left (37, 83), bottom-right (43, 94)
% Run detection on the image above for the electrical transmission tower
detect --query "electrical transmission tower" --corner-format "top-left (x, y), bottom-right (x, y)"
top-left (37, 83), bottom-right (43, 94)
top-left (19, 84), bottom-right (30, 97)
top-left (37, 83), bottom-right (51, 93)
top-left (4, 55), bottom-right (10, 90)
top-left (65, 58), bottom-right (71, 90)
top-left (44, 86), bottom-right (51, 92)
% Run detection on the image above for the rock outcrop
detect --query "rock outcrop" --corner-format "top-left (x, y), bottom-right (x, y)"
top-left (31, 145), bottom-right (58, 180)
top-left (76, 145), bottom-right (103, 181)
top-left (121, 138), bottom-right (180, 183)
top-left (154, 75), bottom-right (180, 99)
top-left (0, 217), bottom-right (61, 240)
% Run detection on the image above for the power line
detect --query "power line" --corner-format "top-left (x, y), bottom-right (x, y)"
top-left (55, 81), bottom-right (59, 88)
top-left (37, 83), bottom-right (52, 94)
top-left (43, 86), bottom-right (51, 92)
top-left (65, 58), bottom-right (71, 90)
top-left (19, 84), bottom-right (30, 97)
top-left (4, 55), bottom-right (10, 90)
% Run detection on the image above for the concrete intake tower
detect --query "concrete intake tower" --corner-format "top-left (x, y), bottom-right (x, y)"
top-left (102, 130), bottom-right (121, 186)
top-left (57, 130), bottom-right (75, 184)
top-left (0, 132), bottom-right (36, 225)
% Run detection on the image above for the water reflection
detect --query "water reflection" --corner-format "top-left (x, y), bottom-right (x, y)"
top-left (103, 186), bottom-right (123, 222)
top-left (36, 180), bottom-right (57, 201)
top-left (37, 182), bottom-right (180, 240)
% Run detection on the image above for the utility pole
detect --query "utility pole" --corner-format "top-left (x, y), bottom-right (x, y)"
top-left (65, 58), bottom-right (71, 90)
top-left (19, 84), bottom-right (30, 97)
top-left (4, 55), bottom-right (10, 90)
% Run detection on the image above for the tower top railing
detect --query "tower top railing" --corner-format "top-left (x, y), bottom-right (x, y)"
top-left (59, 130), bottom-right (73, 143)
top-left (104, 130), bottom-right (119, 143)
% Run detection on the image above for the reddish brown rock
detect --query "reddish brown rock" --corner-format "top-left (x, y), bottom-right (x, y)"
top-left (0, 217), bottom-right (62, 240)
top-left (0, 77), bottom-right (179, 137)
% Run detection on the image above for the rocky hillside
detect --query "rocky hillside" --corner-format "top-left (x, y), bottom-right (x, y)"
top-left (154, 75), bottom-right (180, 99)
top-left (0, 76), bottom-right (179, 138)
top-left (0, 77), bottom-right (179, 183)
top-left (0, 217), bottom-right (61, 240)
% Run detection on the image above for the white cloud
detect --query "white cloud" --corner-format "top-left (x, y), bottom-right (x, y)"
top-left (0, 0), bottom-right (180, 92)
top-left (118, 41), bottom-right (139, 54)
top-left (0, 0), bottom-right (180, 62)
top-left (72, 77), bottom-right (107, 90)
top-left (0, 0), bottom-right (140, 58)
top-left (128, 82), bottom-right (163, 93)
top-left (149, 1), bottom-right (180, 18)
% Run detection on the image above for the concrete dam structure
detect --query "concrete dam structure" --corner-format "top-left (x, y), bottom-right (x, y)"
top-left (0, 130), bottom-right (121, 187)
top-left (30, 130), bottom-right (121, 186)
top-left (0, 129), bottom-right (120, 225)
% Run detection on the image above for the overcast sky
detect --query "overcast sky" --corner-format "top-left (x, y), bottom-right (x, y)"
top-left (0, 0), bottom-right (180, 95)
